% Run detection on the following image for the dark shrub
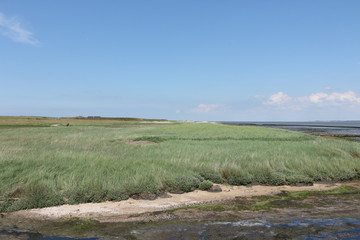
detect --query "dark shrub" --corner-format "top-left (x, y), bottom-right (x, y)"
top-left (5, 183), bottom-right (64, 211)
top-left (66, 183), bottom-right (108, 204)
top-left (198, 168), bottom-right (224, 183)
top-left (166, 175), bottom-right (202, 193)
top-left (199, 180), bottom-right (213, 191)
top-left (222, 168), bottom-right (252, 185)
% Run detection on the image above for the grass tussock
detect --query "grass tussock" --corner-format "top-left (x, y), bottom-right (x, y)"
top-left (0, 118), bottom-right (359, 211)
top-left (199, 180), bottom-right (213, 191)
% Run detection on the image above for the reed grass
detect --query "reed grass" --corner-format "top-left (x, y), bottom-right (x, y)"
top-left (0, 118), bottom-right (359, 211)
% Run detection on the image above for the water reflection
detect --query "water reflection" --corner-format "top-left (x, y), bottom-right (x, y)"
top-left (2, 218), bottom-right (359, 240)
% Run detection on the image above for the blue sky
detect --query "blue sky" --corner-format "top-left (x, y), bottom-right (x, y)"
top-left (1, 1), bottom-right (360, 121)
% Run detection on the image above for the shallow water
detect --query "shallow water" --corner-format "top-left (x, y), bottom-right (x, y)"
top-left (0, 231), bottom-right (96, 240)
top-left (221, 121), bottom-right (360, 141)
top-left (2, 218), bottom-right (360, 240)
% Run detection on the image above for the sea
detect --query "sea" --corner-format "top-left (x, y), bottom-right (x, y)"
top-left (220, 121), bottom-right (360, 141)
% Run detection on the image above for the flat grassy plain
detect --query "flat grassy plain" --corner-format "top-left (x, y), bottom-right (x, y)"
top-left (0, 117), bottom-right (359, 211)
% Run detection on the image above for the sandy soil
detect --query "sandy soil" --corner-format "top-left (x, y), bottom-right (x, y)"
top-left (5, 182), bottom-right (343, 223)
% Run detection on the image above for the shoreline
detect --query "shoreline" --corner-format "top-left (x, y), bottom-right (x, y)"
top-left (1, 181), bottom-right (359, 239)
top-left (3, 181), bottom-right (350, 223)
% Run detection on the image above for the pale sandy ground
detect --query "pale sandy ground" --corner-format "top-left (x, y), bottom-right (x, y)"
top-left (8, 183), bottom-right (342, 223)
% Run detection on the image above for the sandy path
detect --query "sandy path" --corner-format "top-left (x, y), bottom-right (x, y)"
top-left (8, 183), bottom-right (342, 222)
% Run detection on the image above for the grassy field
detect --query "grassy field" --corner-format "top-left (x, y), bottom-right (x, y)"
top-left (0, 116), bottom-right (359, 211)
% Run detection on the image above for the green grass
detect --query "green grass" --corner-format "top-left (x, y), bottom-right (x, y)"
top-left (0, 118), bottom-right (360, 211)
top-left (0, 124), bottom-right (52, 128)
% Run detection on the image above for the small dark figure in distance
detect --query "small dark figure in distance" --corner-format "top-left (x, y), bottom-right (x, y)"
top-left (66, 123), bottom-right (70, 126)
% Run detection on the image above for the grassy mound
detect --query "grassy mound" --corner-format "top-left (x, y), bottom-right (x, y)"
top-left (0, 118), bottom-right (359, 211)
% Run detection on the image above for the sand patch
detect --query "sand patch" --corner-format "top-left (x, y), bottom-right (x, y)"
top-left (7, 182), bottom-right (346, 223)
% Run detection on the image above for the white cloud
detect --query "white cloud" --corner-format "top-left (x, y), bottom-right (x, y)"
top-left (0, 12), bottom-right (39, 45)
top-left (267, 92), bottom-right (292, 105)
top-left (303, 91), bottom-right (360, 105)
top-left (192, 104), bottom-right (223, 113)
top-left (266, 91), bottom-right (360, 109)
top-left (306, 92), bottom-right (329, 103)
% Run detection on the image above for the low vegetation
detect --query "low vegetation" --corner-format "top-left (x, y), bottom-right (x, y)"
top-left (198, 180), bottom-right (214, 191)
top-left (168, 185), bottom-right (360, 212)
top-left (0, 117), bottom-right (359, 211)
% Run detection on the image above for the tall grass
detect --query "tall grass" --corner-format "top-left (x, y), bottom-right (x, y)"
top-left (0, 121), bottom-right (359, 211)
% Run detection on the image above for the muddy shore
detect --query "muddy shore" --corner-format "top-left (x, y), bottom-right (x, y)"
top-left (2, 182), bottom-right (345, 222)
top-left (1, 181), bottom-right (360, 239)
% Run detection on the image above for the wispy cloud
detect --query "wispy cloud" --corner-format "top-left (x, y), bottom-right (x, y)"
top-left (265, 91), bottom-right (360, 109)
top-left (192, 104), bottom-right (224, 113)
top-left (0, 12), bottom-right (39, 45)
